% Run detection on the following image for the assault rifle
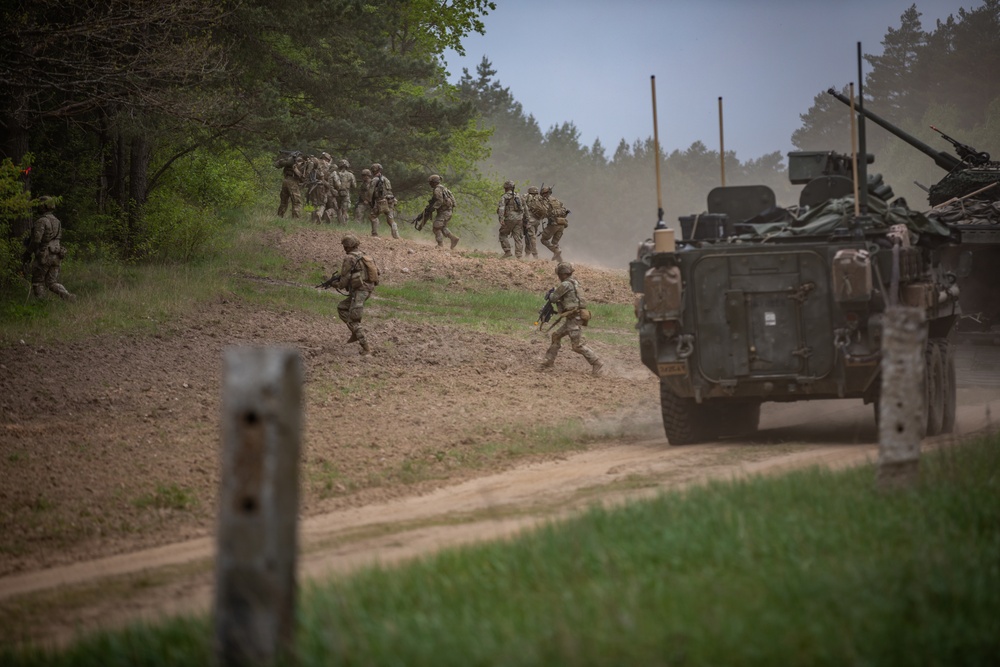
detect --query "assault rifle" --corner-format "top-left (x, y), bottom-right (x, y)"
top-left (410, 202), bottom-right (434, 231)
top-left (930, 125), bottom-right (991, 166)
top-left (316, 272), bottom-right (341, 289)
top-left (534, 288), bottom-right (555, 329)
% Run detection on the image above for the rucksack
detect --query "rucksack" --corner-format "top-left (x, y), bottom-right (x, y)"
top-left (442, 187), bottom-right (457, 210)
top-left (360, 253), bottom-right (380, 286)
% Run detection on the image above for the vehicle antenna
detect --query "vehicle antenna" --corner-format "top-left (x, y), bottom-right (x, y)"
top-left (651, 75), bottom-right (664, 228)
top-left (718, 96), bottom-right (726, 187)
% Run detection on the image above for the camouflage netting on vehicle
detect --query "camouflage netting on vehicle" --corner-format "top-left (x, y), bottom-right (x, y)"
top-left (927, 198), bottom-right (1000, 227)
top-left (928, 165), bottom-right (1000, 206)
top-left (741, 195), bottom-right (951, 240)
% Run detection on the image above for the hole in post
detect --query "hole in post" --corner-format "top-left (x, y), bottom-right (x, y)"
top-left (244, 410), bottom-right (259, 425)
top-left (242, 496), bottom-right (258, 513)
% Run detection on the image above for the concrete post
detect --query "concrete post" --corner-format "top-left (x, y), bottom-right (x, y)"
top-left (877, 307), bottom-right (926, 491)
top-left (214, 347), bottom-right (303, 666)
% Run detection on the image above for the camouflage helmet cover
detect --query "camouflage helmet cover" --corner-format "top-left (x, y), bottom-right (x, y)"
top-left (556, 261), bottom-right (574, 276)
top-left (527, 186), bottom-right (539, 194)
top-left (320, 152), bottom-right (332, 161)
top-left (360, 168), bottom-right (372, 177)
top-left (37, 195), bottom-right (57, 211)
top-left (503, 179), bottom-right (515, 190)
top-left (339, 159), bottom-right (350, 168)
top-left (370, 163), bottom-right (382, 173)
top-left (341, 233), bottom-right (360, 250)
top-left (540, 185), bottom-right (553, 195)
top-left (429, 174), bottom-right (442, 185)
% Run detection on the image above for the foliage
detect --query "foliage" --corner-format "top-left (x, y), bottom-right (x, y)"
top-left (0, 157), bottom-right (34, 287)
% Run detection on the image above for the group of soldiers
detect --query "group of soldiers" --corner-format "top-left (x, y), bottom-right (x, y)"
top-left (274, 152), bottom-right (406, 240)
top-left (496, 181), bottom-right (568, 261)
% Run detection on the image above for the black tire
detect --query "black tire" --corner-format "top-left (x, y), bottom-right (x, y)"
top-left (938, 340), bottom-right (957, 434)
top-left (925, 342), bottom-right (944, 437)
top-left (659, 381), bottom-right (713, 445)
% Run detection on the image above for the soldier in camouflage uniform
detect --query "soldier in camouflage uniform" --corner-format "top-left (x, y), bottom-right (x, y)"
top-left (335, 159), bottom-right (356, 225)
top-left (355, 168), bottom-right (372, 222)
top-left (539, 262), bottom-right (602, 375)
top-left (536, 185), bottom-right (568, 261)
top-left (320, 153), bottom-right (342, 224)
top-left (427, 174), bottom-right (460, 249)
top-left (308, 153), bottom-right (334, 224)
top-left (496, 180), bottom-right (526, 258)
top-left (334, 234), bottom-right (374, 356)
top-left (24, 196), bottom-right (75, 300)
top-left (275, 152), bottom-right (304, 218)
top-left (522, 185), bottom-right (543, 259)
top-left (367, 163), bottom-right (400, 238)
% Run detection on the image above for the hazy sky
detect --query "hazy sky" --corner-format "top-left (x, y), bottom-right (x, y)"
top-left (444, 0), bottom-right (978, 161)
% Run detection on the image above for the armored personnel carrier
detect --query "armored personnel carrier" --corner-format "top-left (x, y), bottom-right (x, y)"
top-left (828, 89), bottom-right (1000, 343)
top-left (631, 151), bottom-right (961, 445)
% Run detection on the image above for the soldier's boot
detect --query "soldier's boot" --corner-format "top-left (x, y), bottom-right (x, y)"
top-left (538, 344), bottom-right (559, 370)
top-left (347, 331), bottom-right (358, 343)
top-left (450, 234), bottom-right (460, 249)
top-left (552, 250), bottom-right (563, 262)
top-left (359, 340), bottom-right (371, 356)
top-left (501, 252), bottom-right (513, 259)
top-left (53, 284), bottom-right (75, 302)
top-left (390, 222), bottom-right (400, 239)
top-left (590, 358), bottom-right (605, 377)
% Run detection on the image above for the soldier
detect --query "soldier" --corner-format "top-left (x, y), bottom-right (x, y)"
top-left (355, 168), bottom-right (372, 222)
top-left (320, 152), bottom-right (342, 224)
top-left (496, 180), bottom-right (526, 258)
top-left (367, 163), bottom-right (400, 238)
top-left (335, 159), bottom-right (356, 225)
top-left (24, 196), bottom-right (75, 301)
top-left (523, 185), bottom-right (543, 259)
top-left (308, 153), bottom-right (334, 224)
top-left (333, 234), bottom-right (377, 356)
top-left (537, 185), bottom-right (569, 261)
top-left (275, 151), bottom-right (304, 218)
top-left (426, 174), bottom-right (460, 249)
top-left (539, 262), bottom-right (602, 375)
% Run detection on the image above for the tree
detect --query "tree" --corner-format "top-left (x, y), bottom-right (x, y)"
top-left (864, 4), bottom-right (926, 118)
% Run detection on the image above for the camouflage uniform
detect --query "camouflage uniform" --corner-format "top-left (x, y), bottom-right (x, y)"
top-left (26, 197), bottom-right (74, 300)
top-left (537, 186), bottom-right (568, 261)
top-left (355, 169), bottom-right (372, 222)
top-left (427, 175), bottom-right (459, 249)
top-left (308, 154), bottom-right (334, 224)
top-left (336, 160), bottom-right (357, 225)
top-left (522, 186), bottom-right (543, 259)
top-left (335, 234), bottom-right (374, 356)
top-left (496, 181), bottom-right (526, 258)
top-left (367, 164), bottom-right (399, 238)
top-left (275, 153), bottom-right (304, 218)
top-left (320, 153), bottom-right (342, 224)
top-left (540, 262), bottom-right (602, 375)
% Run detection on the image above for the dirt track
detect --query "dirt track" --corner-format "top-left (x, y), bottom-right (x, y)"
top-left (1, 226), bottom-right (998, 648)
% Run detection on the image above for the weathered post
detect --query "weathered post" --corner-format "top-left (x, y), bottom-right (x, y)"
top-left (215, 347), bottom-right (303, 666)
top-left (877, 307), bottom-right (926, 490)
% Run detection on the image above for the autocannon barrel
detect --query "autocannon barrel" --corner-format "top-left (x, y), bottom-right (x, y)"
top-left (827, 88), bottom-right (962, 172)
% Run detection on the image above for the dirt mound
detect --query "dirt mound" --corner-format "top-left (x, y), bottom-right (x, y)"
top-left (0, 226), bottom-right (656, 577)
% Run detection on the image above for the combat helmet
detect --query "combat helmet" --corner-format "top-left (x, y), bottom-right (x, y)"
top-left (503, 179), bottom-right (515, 190)
top-left (341, 233), bottom-right (360, 250)
top-left (360, 168), bottom-right (372, 177)
top-left (320, 152), bottom-right (332, 161)
top-left (527, 186), bottom-right (539, 195)
top-left (338, 159), bottom-right (350, 168)
top-left (36, 195), bottom-right (57, 211)
top-left (540, 185), bottom-right (553, 196)
top-left (555, 261), bottom-right (573, 277)
top-left (370, 163), bottom-right (382, 174)
top-left (429, 174), bottom-right (442, 185)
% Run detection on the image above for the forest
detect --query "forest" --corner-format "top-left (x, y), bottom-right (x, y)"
top-left (2, 0), bottom-right (999, 281)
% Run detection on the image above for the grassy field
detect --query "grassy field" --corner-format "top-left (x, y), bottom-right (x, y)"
top-left (5, 432), bottom-right (998, 666)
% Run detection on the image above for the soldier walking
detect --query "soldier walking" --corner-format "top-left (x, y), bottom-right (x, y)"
top-left (496, 180), bottom-right (526, 258)
top-left (355, 168), bottom-right (372, 222)
top-left (539, 262), bottom-right (602, 375)
top-left (331, 234), bottom-right (376, 356)
top-left (427, 174), bottom-right (460, 249)
top-left (275, 151), bottom-right (304, 218)
top-left (523, 185), bottom-right (543, 259)
top-left (335, 159), bottom-right (356, 225)
top-left (535, 185), bottom-right (569, 261)
top-left (367, 163), bottom-right (400, 238)
top-left (24, 196), bottom-right (75, 301)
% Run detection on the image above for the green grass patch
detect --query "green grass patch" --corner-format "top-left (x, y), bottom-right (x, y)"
top-left (6, 433), bottom-right (997, 665)
top-left (132, 483), bottom-right (197, 511)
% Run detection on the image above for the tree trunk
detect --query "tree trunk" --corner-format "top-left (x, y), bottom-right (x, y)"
top-left (125, 135), bottom-right (151, 258)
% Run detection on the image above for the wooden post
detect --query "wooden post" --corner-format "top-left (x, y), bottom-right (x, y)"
top-left (877, 307), bottom-right (926, 490)
top-left (215, 347), bottom-right (303, 666)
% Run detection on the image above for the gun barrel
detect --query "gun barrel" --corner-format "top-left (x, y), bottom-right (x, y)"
top-left (827, 88), bottom-right (962, 172)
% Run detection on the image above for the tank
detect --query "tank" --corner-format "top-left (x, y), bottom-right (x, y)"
top-left (630, 151), bottom-right (961, 445)
top-left (828, 89), bottom-right (1000, 343)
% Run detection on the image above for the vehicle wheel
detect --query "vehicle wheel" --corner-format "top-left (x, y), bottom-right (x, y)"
top-left (925, 341), bottom-right (944, 437)
top-left (719, 402), bottom-right (761, 438)
top-left (659, 381), bottom-right (712, 445)
top-left (938, 340), bottom-right (957, 434)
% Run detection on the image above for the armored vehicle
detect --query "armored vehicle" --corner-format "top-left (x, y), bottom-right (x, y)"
top-left (631, 151), bottom-right (961, 445)
top-left (828, 89), bottom-right (1000, 343)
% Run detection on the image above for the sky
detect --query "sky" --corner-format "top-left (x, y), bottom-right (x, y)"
top-left (443, 0), bottom-right (979, 161)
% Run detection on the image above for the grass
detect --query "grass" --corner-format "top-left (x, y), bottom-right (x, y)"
top-left (132, 484), bottom-right (198, 511)
top-left (5, 432), bottom-right (998, 666)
